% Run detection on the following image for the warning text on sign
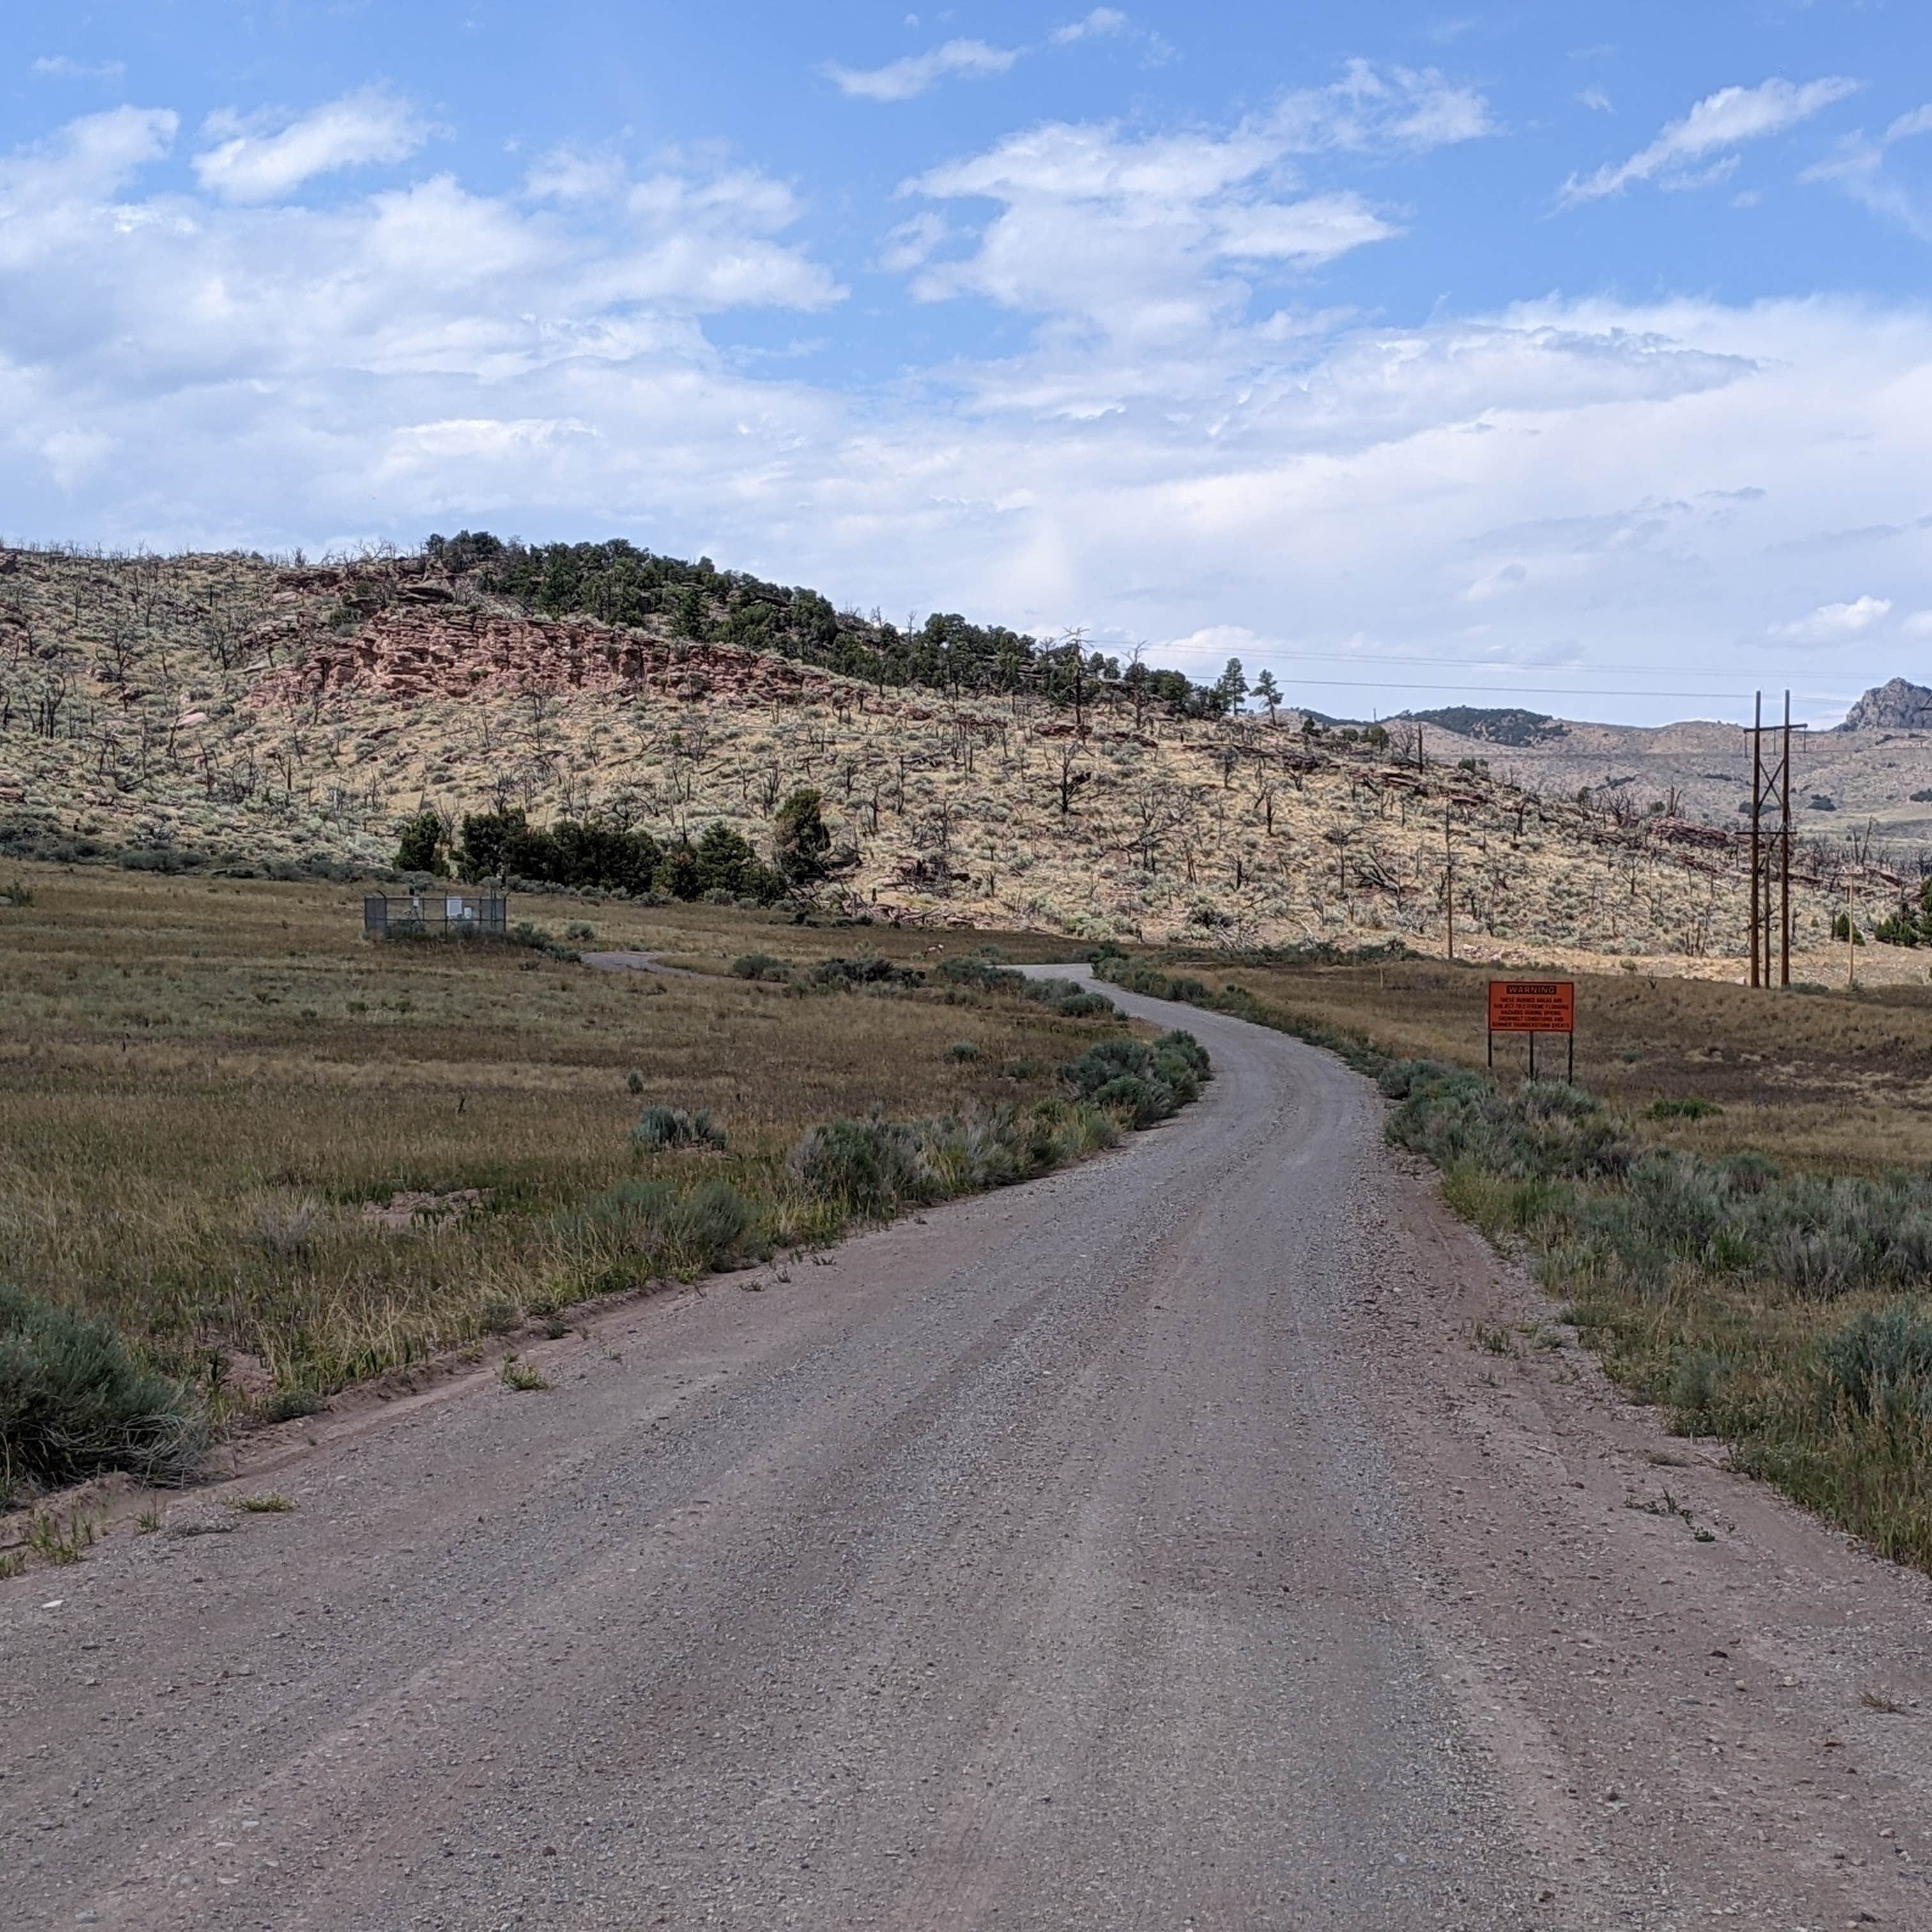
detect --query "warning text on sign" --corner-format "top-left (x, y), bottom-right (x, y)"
top-left (1487, 981), bottom-right (1575, 1035)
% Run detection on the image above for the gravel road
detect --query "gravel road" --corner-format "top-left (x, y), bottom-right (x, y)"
top-left (5, 974), bottom-right (1930, 1929)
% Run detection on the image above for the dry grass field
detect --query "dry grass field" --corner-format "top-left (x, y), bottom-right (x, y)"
top-left (0, 859), bottom-right (1133, 1450)
top-left (1188, 954), bottom-right (1932, 1176)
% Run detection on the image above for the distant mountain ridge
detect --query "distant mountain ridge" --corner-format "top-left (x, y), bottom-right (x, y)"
top-left (1401, 706), bottom-right (1569, 747)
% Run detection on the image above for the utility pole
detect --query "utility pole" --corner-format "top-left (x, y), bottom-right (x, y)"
top-left (1444, 795), bottom-right (1455, 962)
top-left (1750, 693), bottom-right (1761, 990)
top-left (1781, 690), bottom-right (1793, 987)
top-left (1749, 689), bottom-right (1796, 988)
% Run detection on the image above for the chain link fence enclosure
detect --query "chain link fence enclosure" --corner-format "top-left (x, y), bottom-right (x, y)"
top-left (363, 889), bottom-right (509, 939)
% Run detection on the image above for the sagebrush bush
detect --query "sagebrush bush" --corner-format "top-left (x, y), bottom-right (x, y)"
top-left (731, 952), bottom-right (790, 982)
top-left (790, 1117), bottom-right (940, 1215)
top-left (557, 1176), bottom-right (757, 1273)
top-left (1817, 1304), bottom-right (1932, 1430)
top-left (788, 1092), bottom-right (1133, 1220)
top-left (809, 956), bottom-right (924, 992)
top-left (0, 1282), bottom-right (206, 1494)
top-left (632, 1106), bottom-right (730, 1151)
top-left (1058, 1029), bottom-right (1209, 1126)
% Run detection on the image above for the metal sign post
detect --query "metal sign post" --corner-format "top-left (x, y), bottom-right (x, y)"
top-left (1487, 979), bottom-right (1576, 1082)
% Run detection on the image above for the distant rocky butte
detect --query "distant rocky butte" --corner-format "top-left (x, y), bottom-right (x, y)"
top-left (1839, 678), bottom-right (1932, 733)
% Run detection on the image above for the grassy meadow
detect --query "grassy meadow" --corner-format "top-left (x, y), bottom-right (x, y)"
top-left (1110, 948), bottom-right (1932, 1570)
top-left (0, 861), bottom-right (1132, 1481)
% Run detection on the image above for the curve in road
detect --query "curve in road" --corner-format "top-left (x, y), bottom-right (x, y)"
top-left (4, 974), bottom-right (1929, 1928)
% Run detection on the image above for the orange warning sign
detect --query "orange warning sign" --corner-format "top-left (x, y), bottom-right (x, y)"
top-left (1487, 980), bottom-right (1575, 1034)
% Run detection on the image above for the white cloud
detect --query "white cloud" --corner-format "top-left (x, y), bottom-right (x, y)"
top-left (33, 56), bottom-right (126, 80)
top-left (1901, 610), bottom-right (1932, 640)
top-left (1214, 194), bottom-right (1397, 263)
top-left (1578, 87), bottom-right (1613, 114)
top-left (820, 39), bottom-right (1018, 103)
top-left (1561, 76), bottom-right (1860, 204)
top-left (1802, 100), bottom-right (1932, 238)
top-left (875, 211), bottom-right (949, 273)
top-left (1771, 595), bottom-right (1893, 643)
top-left (193, 88), bottom-right (433, 202)
top-left (1271, 61), bottom-right (1496, 154)
top-left (1051, 10), bottom-right (1130, 45)
top-left (0, 103), bottom-right (178, 238)
top-left (894, 76), bottom-right (1485, 352)
top-left (12, 103), bottom-right (1932, 728)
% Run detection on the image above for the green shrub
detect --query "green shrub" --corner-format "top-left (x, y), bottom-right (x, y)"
top-left (564, 922), bottom-right (595, 942)
top-left (0, 879), bottom-right (32, 907)
top-left (1059, 1029), bottom-right (1209, 1124)
top-left (948, 1041), bottom-right (981, 1062)
top-left (507, 920), bottom-right (581, 962)
top-left (670, 1179), bottom-right (754, 1261)
top-left (790, 1117), bottom-right (939, 1215)
top-left (731, 951), bottom-right (792, 982)
top-left (264, 1386), bottom-right (326, 1423)
top-left (1650, 1098), bottom-right (1723, 1121)
top-left (1817, 1305), bottom-right (1932, 1430)
top-left (809, 956), bottom-right (924, 991)
top-left (1024, 979), bottom-right (1114, 1018)
top-left (632, 1106), bottom-right (730, 1151)
top-left (558, 1177), bottom-right (756, 1272)
top-left (937, 954), bottom-right (1024, 993)
top-left (0, 1282), bottom-right (206, 1494)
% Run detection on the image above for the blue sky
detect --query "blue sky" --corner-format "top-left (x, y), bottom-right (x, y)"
top-left (5, 1), bottom-right (1931, 723)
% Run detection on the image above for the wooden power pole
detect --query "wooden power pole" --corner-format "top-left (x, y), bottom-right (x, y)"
top-left (1781, 691), bottom-right (1793, 987)
top-left (1751, 694), bottom-right (1761, 990)
top-left (1749, 689), bottom-right (1795, 989)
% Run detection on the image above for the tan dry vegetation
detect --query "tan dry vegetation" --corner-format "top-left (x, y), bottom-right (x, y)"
top-left (1189, 953), bottom-right (1932, 1176)
top-left (1122, 954), bottom-right (1932, 1567)
top-left (1, 544), bottom-right (1918, 965)
top-left (0, 861), bottom-right (1124, 1416)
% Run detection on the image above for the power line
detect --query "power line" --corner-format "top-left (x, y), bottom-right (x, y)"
top-left (1277, 675), bottom-right (1764, 702)
top-left (1273, 648), bottom-right (1776, 680)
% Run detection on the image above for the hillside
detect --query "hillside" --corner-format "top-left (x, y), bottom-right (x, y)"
top-left (0, 542), bottom-right (1920, 963)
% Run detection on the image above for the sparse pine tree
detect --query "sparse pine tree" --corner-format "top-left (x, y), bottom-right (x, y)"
top-left (1213, 657), bottom-right (1248, 716)
top-left (1250, 668), bottom-right (1282, 724)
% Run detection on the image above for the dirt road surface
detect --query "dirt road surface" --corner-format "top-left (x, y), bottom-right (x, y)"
top-left (5, 974), bottom-right (1930, 1929)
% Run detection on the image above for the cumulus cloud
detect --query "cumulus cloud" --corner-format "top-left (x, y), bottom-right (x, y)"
top-left (0, 103), bottom-right (178, 241)
top-left (193, 88), bottom-right (433, 202)
top-left (1561, 76), bottom-right (1860, 204)
top-left (820, 39), bottom-right (1018, 103)
top-left (8, 102), bottom-right (1932, 726)
top-left (893, 73), bottom-right (1488, 354)
top-left (1578, 87), bottom-right (1613, 114)
top-left (1771, 595), bottom-right (1893, 643)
